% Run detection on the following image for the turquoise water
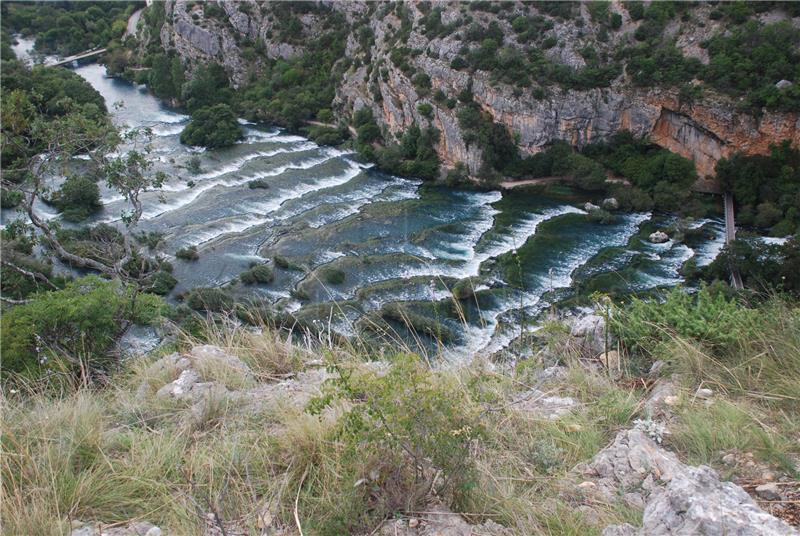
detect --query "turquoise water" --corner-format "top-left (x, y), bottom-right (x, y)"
top-left (2, 56), bottom-right (730, 358)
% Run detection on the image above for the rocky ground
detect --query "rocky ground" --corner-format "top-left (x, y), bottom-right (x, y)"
top-left (67, 316), bottom-right (799, 535)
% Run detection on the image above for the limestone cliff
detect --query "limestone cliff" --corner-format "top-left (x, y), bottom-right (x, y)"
top-left (153, 0), bottom-right (800, 184)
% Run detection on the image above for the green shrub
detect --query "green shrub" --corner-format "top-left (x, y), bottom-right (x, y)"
top-left (185, 287), bottom-right (234, 312)
top-left (247, 179), bottom-right (270, 189)
top-left (307, 353), bottom-right (482, 531)
top-left (240, 264), bottom-right (274, 285)
top-left (416, 102), bottom-right (433, 119)
top-left (180, 104), bottom-right (243, 148)
top-left (320, 267), bottom-right (345, 285)
top-left (273, 254), bottom-right (303, 271)
top-left (611, 286), bottom-right (759, 356)
top-left (46, 175), bottom-right (102, 222)
top-left (175, 246), bottom-right (199, 261)
top-left (144, 270), bottom-right (177, 295)
top-left (1, 188), bottom-right (23, 208)
top-left (1, 276), bottom-right (164, 377)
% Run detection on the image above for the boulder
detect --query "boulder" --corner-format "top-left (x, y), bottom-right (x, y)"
top-left (649, 231), bottom-right (670, 243)
top-left (589, 431), bottom-right (800, 535)
top-left (602, 197), bottom-right (620, 210)
top-left (631, 466), bottom-right (797, 535)
top-left (775, 79), bottom-right (793, 90)
top-left (570, 313), bottom-right (607, 356)
top-left (584, 202), bottom-right (601, 212)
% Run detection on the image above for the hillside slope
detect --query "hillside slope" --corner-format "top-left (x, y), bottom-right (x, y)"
top-left (151, 0), bottom-right (800, 185)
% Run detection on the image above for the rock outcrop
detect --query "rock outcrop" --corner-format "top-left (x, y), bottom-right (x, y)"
top-left (153, 1), bottom-right (800, 183)
top-left (573, 429), bottom-right (798, 536)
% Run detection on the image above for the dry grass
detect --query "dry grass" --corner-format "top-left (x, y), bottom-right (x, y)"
top-left (6, 299), bottom-right (796, 535)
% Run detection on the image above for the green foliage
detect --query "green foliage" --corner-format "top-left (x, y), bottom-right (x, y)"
top-left (46, 175), bottom-right (102, 222)
top-left (240, 264), bottom-right (274, 285)
top-left (175, 246), bottom-right (199, 261)
top-left (1, 276), bottom-right (164, 378)
top-left (307, 124), bottom-right (349, 146)
top-left (247, 179), bottom-right (270, 189)
top-left (1, 188), bottom-right (23, 208)
top-left (1, 60), bottom-right (107, 183)
top-left (416, 102), bottom-right (433, 119)
top-left (375, 124), bottom-right (441, 180)
top-left (185, 287), bottom-right (233, 312)
top-left (143, 270), bottom-right (178, 296)
top-left (611, 286), bottom-right (759, 356)
top-left (183, 63), bottom-right (233, 113)
top-left (703, 21), bottom-right (800, 112)
top-left (582, 132), bottom-right (697, 212)
top-left (320, 267), bottom-right (346, 285)
top-left (716, 141), bottom-right (800, 235)
top-left (147, 54), bottom-right (184, 100)
top-left (180, 104), bottom-right (243, 148)
top-left (1, 1), bottom-right (139, 56)
top-left (307, 353), bottom-right (482, 531)
top-left (236, 11), bottom-right (347, 129)
top-left (702, 238), bottom-right (800, 298)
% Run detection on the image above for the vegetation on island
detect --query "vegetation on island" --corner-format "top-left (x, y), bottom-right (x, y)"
top-left (179, 103), bottom-right (243, 149)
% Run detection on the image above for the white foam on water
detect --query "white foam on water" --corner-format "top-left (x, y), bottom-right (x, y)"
top-left (190, 143), bottom-right (316, 181)
top-left (178, 163), bottom-right (364, 247)
top-left (151, 123), bottom-right (186, 137)
top-left (690, 220), bottom-right (726, 267)
top-left (454, 211), bottom-right (651, 357)
top-left (761, 236), bottom-right (790, 245)
top-left (237, 118), bottom-right (258, 125)
top-left (99, 144), bottom-right (318, 210)
top-left (154, 111), bottom-right (190, 124)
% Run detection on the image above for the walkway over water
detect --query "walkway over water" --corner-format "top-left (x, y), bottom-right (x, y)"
top-left (724, 191), bottom-right (744, 289)
top-left (48, 48), bottom-right (107, 68)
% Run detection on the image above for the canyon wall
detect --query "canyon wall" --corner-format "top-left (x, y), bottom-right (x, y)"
top-left (155, 0), bottom-right (800, 185)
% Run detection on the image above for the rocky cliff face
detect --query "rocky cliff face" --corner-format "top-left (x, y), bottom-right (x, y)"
top-left (155, 0), bottom-right (800, 184)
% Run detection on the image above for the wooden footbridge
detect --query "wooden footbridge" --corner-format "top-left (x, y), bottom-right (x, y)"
top-left (723, 191), bottom-right (744, 290)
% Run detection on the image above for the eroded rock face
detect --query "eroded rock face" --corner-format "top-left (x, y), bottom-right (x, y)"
top-left (154, 1), bottom-right (800, 182)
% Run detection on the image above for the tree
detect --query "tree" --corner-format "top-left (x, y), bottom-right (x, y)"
top-left (2, 96), bottom-right (165, 286)
top-left (180, 104), bottom-right (243, 148)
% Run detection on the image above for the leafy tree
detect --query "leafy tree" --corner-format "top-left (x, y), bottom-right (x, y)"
top-left (180, 104), bottom-right (243, 148)
top-left (46, 175), bottom-right (102, 222)
top-left (1, 276), bottom-right (164, 378)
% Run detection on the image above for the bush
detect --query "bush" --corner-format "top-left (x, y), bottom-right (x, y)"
top-left (185, 287), bottom-right (234, 312)
top-left (47, 175), bottom-right (102, 222)
top-left (180, 104), bottom-right (243, 148)
top-left (273, 254), bottom-right (303, 271)
top-left (611, 286), bottom-right (759, 356)
top-left (307, 353), bottom-right (482, 531)
top-left (416, 102), bottom-right (433, 119)
top-left (144, 270), bottom-right (177, 295)
top-left (1, 276), bottom-right (164, 378)
top-left (248, 179), bottom-right (270, 189)
top-left (320, 267), bottom-right (346, 285)
top-left (176, 246), bottom-right (199, 261)
top-left (240, 264), bottom-right (274, 285)
top-left (1, 188), bottom-right (23, 208)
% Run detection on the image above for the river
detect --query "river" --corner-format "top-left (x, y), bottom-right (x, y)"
top-left (4, 39), bottom-right (729, 359)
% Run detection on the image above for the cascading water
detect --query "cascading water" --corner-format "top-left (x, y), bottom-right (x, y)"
top-left (1, 56), bottom-right (731, 358)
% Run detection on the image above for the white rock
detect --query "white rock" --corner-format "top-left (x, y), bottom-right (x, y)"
top-left (695, 388), bottom-right (714, 399)
top-left (602, 197), bottom-right (619, 210)
top-left (649, 231), bottom-right (669, 243)
top-left (775, 79), bottom-right (793, 90)
top-left (584, 202), bottom-right (601, 212)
